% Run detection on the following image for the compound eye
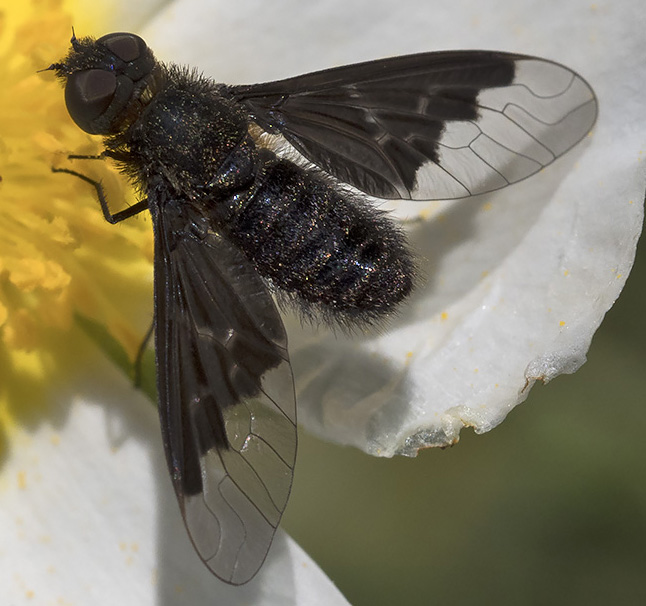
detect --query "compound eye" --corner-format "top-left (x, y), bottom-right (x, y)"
top-left (65, 69), bottom-right (117, 133)
top-left (98, 32), bottom-right (146, 62)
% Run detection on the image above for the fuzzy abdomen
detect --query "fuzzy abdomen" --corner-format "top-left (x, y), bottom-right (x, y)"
top-left (221, 154), bottom-right (416, 324)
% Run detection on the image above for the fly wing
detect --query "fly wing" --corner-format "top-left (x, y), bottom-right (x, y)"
top-left (228, 51), bottom-right (598, 200)
top-left (151, 199), bottom-right (297, 585)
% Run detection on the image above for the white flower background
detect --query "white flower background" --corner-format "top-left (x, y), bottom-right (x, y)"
top-left (1, 0), bottom-right (645, 604)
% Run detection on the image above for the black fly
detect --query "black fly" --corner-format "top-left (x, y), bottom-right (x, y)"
top-left (46, 32), bottom-right (597, 584)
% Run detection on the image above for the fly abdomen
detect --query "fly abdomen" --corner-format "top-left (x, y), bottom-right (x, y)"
top-left (222, 154), bottom-right (416, 324)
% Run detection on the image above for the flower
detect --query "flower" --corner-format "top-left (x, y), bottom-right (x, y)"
top-left (0, 0), bottom-right (643, 604)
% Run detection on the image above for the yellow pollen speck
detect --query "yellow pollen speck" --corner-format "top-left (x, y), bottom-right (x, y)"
top-left (482, 202), bottom-right (492, 211)
top-left (17, 470), bottom-right (27, 489)
top-left (440, 311), bottom-right (449, 321)
top-left (559, 321), bottom-right (566, 327)
top-left (563, 269), bottom-right (569, 277)
top-left (616, 274), bottom-right (622, 279)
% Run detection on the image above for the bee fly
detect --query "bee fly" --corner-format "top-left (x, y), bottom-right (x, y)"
top-left (46, 32), bottom-right (597, 584)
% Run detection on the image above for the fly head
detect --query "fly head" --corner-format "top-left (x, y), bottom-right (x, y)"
top-left (49, 32), bottom-right (165, 136)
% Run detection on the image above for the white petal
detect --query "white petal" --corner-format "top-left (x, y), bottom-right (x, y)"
top-left (0, 353), bottom-right (348, 605)
top-left (144, 0), bottom-right (643, 456)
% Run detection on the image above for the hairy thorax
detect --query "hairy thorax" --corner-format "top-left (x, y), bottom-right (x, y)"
top-left (127, 84), bottom-right (249, 195)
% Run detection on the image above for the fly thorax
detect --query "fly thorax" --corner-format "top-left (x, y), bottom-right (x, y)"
top-left (135, 87), bottom-right (249, 191)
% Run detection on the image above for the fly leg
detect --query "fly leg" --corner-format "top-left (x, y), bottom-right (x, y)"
top-left (133, 319), bottom-right (155, 389)
top-left (52, 166), bottom-right (148, 223)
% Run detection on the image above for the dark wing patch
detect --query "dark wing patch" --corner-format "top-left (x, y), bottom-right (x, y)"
top-left (152, 200), bottom-right (296, 585)
top-left (228, 51), bottom-right (597, 200)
